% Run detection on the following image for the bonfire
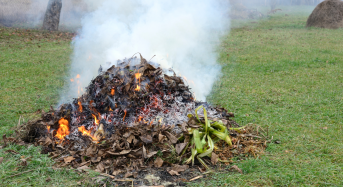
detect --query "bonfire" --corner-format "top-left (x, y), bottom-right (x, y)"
top-left (4, 54), bottom-right (268, 185)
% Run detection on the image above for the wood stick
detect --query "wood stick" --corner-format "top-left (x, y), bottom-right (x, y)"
top-left (17, 116), bottom-right (22, 128)
top-left (7, 169), bottom-right (35, 178)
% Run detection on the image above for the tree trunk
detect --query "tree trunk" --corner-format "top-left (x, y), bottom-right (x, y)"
top-left (42, 0), bottom-right (62, 31)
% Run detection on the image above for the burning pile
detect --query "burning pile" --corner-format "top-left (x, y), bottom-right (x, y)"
top-left (12, 55), bottom-right (268, 181)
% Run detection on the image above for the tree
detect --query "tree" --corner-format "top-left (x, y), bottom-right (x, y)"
top-left (42, 0), bottom-right (62, 31)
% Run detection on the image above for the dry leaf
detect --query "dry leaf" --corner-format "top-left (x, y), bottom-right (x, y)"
top-left (125, 172), bottom-right (133, 178)
top-left (323, 127), bottom-right (328, 130)
top-left (211, 152), bottom-right (218, 165)
top-left (78, 161), bottom-right (90, 167)
top-left (64, 156), bottom-right (75, 163)
top-left (142, 145), bottom-right (147, 158)
top-left (158, 134), bottom-right (165, 142)
top-left (2, 134), bottom-right (7, 147)
top-left (164, 132), bottom-right (178, 144)
top-left (127, 134), bottom-right (135, 143)
top-left (179, 123), bottom-right (188, 133)
top-left (46, 177), bottom-right (52, 182)
top-left (175, 143), bottom-right (187, 155)
top-left (230, 165), bottom-right (243, 174)
top-left (198, 166), bottom-right (206, 173)
top-left (154, 157), bottom-right (163, 167)
top-left (86, 144), bottom-right (98, 156)
top-left (18, 158), bottom-right (28, 167)
top-left (112, 170), bottom-right (122, 176)
top-left (77, 165), bottom-right (90, 171)
top-left (140, 135), bottom-right (153, 144)
top-left (5, 149), bottom-right (19, 154)
top-left (96, 162), bottom-right (105, 172)
top-left (147, 151), bottom-right (158, 158)
top-left (171, 164), bottom-right (189, 172)
top-left (44, 137), bottom-right (52, 146)
top-left (107, 149), bottom-right (131, 155)
top-left (91, 157), bottom-right (102, 163)
top-left (168, 170), bottom-right (180, 176)
top-left (0, 157), bottom-right (3, 164)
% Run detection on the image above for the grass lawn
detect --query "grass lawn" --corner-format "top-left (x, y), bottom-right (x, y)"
top-left (1, 7), bottom-right (343, 186)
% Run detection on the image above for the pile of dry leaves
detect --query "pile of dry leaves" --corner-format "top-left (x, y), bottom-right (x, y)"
top-left (3, 55), bottom-right (269, 184)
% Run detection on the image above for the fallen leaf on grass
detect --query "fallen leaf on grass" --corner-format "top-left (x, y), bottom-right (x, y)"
top-left (46, 177), bottom-right (51, 182)
top-left (5, 149), bottom-right (19, 154)
top-left (0, 157), bottom-right (3, 164)
top-left (18, 158), bottom-right (28, 167)
top-left (322, 127), bottom-right (328, 130)
top-left (230, 165), bottom-right (243, 174)
top-left (154, 157), bottom-right (163, 167)
top-left (77, 165), bottom-right (90, 171)
top-left (64, 156), bottom-right (75, 163)
top-left (3, 134), bottom-right (7, 147)
top-left (211, 152), bottom-right (218, 165)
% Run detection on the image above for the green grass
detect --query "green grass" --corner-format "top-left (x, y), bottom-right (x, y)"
top-left (0, 28), bottom-right (96, 186)
top-left (1, 7), bottom-right (343, 186)
top-left (194, 10), bottom-right (343, 187)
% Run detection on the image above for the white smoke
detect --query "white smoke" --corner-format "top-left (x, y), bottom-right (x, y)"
top-left (60, 0), bottom-right (230, 104)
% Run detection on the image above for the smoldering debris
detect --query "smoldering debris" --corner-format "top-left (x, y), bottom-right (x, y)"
top-left (7, 55), bottom-right (268, 185)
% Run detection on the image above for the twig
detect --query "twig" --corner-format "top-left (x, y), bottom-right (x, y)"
top-left (6, 169), bottom-right (35, 178)
top-left (189, 175), bottom-right (203, 181)
top-left (149, 55), bottom-right (156, 62)
top-left (100, 173), bottom-right (115, 179)
top-left (238, 134), bottom-right (262, 139)
top-left (100, 173), bottom-right (134, 187)
top-left (17, 116), bottom-right (22, 128)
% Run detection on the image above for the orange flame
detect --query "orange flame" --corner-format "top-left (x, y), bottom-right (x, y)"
top-left (135, 71), bottom-right (142, 91)
top-left (76, 74), bottom-right (80, 79)
top-left (135, 85), bottom-right (141, 91)
top-left (70, 78), bottom-right (74, 82)
top-left (78, 101), bottom-right (83, 112)
top-left (47, 126), bottom-right (50, 133)
top-left (137, 116), bottom-right (143, 122)
top-left (111, 88), bottom-right (115, 96)
top-left (149, 119), bottom-right (154, 126)
top-left (55, 118), bottom-right (70, 140)
top-left (78, 126), bottom-right (98, 141)
top-left (123, 109), bottom-right (127, 122)
top-left (109, 107), bottom-right (113, 111)
top-left (92, 114), bottom-right (100, 125)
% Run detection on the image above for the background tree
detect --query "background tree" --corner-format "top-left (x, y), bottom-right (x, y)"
top-left (42, 0), bottom-right (62, 31)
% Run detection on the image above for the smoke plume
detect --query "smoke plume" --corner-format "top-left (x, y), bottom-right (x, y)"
top-left (60, 0), bottom-right (230, 104)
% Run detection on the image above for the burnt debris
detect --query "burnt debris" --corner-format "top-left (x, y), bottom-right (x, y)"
top-left (10, 54), bottom-right (268, 182)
